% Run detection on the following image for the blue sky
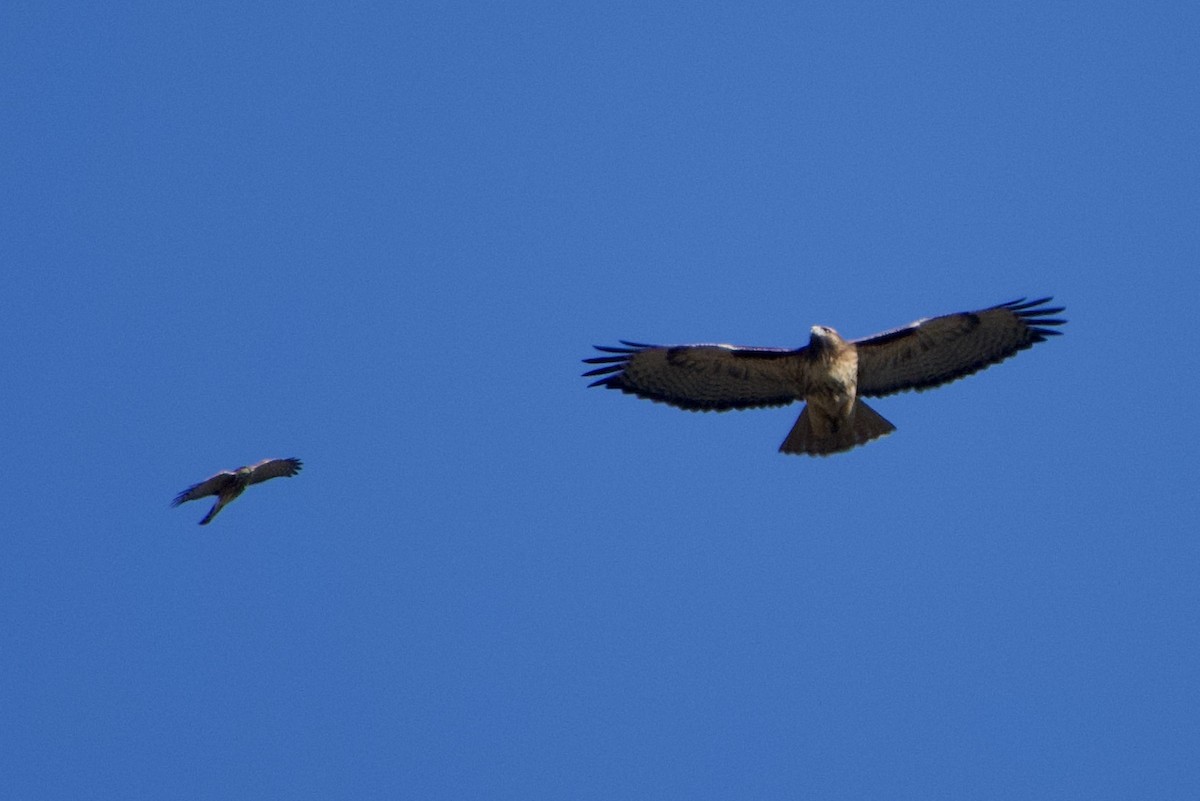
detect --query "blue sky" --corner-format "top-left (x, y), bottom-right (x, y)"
top-left (3, 1), bottom-right (1198, 798)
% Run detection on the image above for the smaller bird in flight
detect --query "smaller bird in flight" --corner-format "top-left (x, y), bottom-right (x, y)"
top-left (172, 458), bottom-right (303, 525)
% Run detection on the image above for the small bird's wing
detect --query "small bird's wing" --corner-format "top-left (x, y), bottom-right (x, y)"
top-left (583, 341), bottom-right (805, 411)
top-left (245, 457), bottom-right (304, 485)
top-left (171, 472), bottom-right (236, 506)
top-left (854, 297), bottom-right (1066, 397)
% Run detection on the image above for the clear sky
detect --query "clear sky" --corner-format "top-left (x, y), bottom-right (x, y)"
top-left (3, 2), bottom-right (1198, 798)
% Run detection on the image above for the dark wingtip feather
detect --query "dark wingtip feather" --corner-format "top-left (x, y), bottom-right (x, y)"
top-left (582, 341), bottom-right (668, 398)
top-left (583, 342), bottom-right (656, 381)
top-left (1009, 297), bottom-right (1067, 349)
top-left (582, 363), bottom-right (625, 378)
top-left (998, 296), bottom-right (1068, 330)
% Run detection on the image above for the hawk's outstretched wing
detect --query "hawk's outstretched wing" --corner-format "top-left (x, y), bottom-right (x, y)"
top-left (854, 297), bottom-right (1066, 397)
top-left (583, 341), bottom-right (804, 411)
top-left (171, 472), bottom-right (236, 506)
top-left (246, 457), bottom-right (303, 485)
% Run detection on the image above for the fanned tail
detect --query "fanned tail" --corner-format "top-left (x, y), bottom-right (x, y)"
top-left (779, 400), bottom-right (896, 456)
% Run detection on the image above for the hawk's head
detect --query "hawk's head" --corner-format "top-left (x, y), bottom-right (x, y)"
top-left (809, 325), bottom-right (843, 346)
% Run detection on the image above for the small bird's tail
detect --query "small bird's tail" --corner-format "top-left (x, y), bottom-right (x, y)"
top-left (779, 400), bottom-right (896, 456)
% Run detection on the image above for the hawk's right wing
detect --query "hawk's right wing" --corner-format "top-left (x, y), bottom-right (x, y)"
top-left (583, 341), bottom-right (805, 411)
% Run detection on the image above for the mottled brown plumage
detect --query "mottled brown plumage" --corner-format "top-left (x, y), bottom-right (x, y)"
top-left (583, 298), bottom-right (1065, 456)
top-left (172, 458), bottom-right (303, 524)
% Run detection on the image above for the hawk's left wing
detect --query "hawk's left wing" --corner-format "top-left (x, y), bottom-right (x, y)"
top-left (583, 341), bottom-right (804, 411)
top-left (854, 297), bottom-right (1066, 397)
top-left (246, 458), bottom-right (303, 485)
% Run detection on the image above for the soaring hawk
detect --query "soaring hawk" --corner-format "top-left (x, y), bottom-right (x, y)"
top-left (172, 458), bottom-right (303, 524)
top-left (583, 297), bottom-right (1065, 456)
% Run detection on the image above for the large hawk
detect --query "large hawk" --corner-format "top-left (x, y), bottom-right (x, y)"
top-left (583, 297), bottom-right (1065, 456)
top-left (172, 458), bottom-right (303, 524)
